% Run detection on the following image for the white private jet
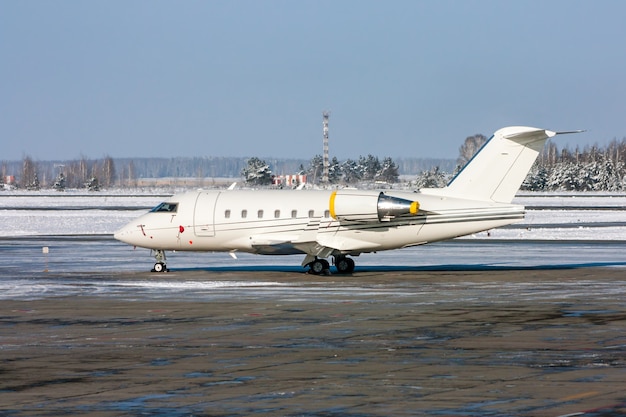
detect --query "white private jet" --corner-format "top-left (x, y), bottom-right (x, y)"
top-left (114, 126), bottom-right (582, 274)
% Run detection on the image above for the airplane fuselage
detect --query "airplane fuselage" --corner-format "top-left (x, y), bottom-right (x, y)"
top-left (115, 188), bottom-right (524, 257)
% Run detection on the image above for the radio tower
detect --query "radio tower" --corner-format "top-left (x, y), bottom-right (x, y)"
top-left (322, 111), bottom-right (330, 183)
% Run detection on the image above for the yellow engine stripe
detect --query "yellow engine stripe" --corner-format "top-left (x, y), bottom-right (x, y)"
top-left (329, 190), bottom-right (338, 219)
top-left (410, 201), bottom-right (419, 215)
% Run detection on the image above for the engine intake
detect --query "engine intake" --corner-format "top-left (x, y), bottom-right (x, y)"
top-left (329, 190), bottom-right (419, 222)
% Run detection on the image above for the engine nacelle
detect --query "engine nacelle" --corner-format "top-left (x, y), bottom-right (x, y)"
top-left (329, 190), bottom-right (419, 222)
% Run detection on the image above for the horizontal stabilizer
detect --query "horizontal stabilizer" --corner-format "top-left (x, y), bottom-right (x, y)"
top-left (554, 130), bottom-right (586, 135)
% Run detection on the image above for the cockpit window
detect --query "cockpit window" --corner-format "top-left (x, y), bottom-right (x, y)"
top-left (150, 202), bottom-right (178, 213)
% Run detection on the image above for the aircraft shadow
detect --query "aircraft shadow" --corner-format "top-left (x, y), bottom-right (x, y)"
top-left (170, 261), bottom-right (626, 274)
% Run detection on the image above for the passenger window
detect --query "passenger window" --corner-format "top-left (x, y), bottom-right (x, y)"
top-left (258, 210), bottom-right (264, 218)
top-left (150, 202), bottom-right (178, 213)
top-left (291, 210), bottom-right (297, 218)
top-left (308, 210), bottom-right (315, 218)
top-left (324, 210), bottom-right (330, 218)
top-left (224, 209), bottom-right (231, 219)
top-left (241, 209), bottom-right (247, 218)
top-left (274, 210), bottom-right (280, 218)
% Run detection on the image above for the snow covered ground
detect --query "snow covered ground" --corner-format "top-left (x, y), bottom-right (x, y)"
top-left (0, 190), bottom-right (625, 240)
top-left (496, 193), bottom-right (626, 241)
top-left (0, 191), bottom-right (163, 236)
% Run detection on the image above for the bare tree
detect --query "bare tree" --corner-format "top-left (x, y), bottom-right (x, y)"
top-left (21, 155), bottom-right (40, 190)
top-left (457, 134), bottom-right (487, 167)
top-left (124, 160), bottom-right (137, 187)
top-left (78, 157), bottom-right (90, 188)
top-left (100, 155), bottom-right (116, 188)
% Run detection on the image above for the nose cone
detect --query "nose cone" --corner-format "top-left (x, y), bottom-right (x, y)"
top-left (114, 221), bottom-right (141, 246)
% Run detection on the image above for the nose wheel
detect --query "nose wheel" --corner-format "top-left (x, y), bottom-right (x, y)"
top-left (151, 250), bottom-right (169, 273)
top-left (152, 262), bottom-right (167, 272)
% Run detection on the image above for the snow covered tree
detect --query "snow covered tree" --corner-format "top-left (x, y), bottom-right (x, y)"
top-left (576, 161), bottom-right (597, 191)
top-left (521, 165), bottom-right (549, 191)
top-left (547, 162), bottom-right (578, 191)
top-left (53, 172), bottom-right (67, 191)
top-left (306, 155), bottom-right (324, 184)
top-left (376, 157), bottom-right (399, 183)
top-left (328, 157), bottom-right (342, 184)
top-left (86, 176), bottom-right (100, 191)
top-left (414, 166), bottom-right (448, 188)
top-left (359, 155), bottom-right (381, 181)
top-left (28, 172), bottom-right (40, 190)
top-left (341, 159), bottom-right (361, 184)
top-left (241, 157), bottom-right (272, 186)
top-left (588, 158), bottom-right (622, 191)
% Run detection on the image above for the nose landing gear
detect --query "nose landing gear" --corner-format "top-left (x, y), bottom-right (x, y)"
top-left (151, 249), bottom-right (168, 272)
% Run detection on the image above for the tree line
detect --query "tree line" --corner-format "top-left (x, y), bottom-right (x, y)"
top-left (2, 156), bottom-right (117, 191)
top-left (241, 155), bottom-right (401, 186)
top-left (0, 154), bottom-right (414, 190)
top-left (3, 134), bottom-right (626, 191)
top-left (523, 139), bottom-right (626, 191)
top-left (408, 134), bottom-right (626, 192)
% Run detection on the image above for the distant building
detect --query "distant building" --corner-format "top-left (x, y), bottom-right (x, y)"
top-left (4, 175), bottom-right (16, 190)
top-left (272, 174), bottom-right (307, 188)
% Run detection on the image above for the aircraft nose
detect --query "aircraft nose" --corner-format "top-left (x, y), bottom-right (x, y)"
top-left (114, 222), bottom-right (140, 245)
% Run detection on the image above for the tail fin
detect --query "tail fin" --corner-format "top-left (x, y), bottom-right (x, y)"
top-left (444, 126), bottom-right (581, 203)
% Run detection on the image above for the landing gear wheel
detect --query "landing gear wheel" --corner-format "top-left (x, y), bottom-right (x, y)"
top-left (309, 258), bottom-right (330, 275)
top-left (151, 250), bottom-right (168, 272)
top-left (152, 262), bottom-right (167, 273)
top-left (335, 256), bottom-right (355, 274)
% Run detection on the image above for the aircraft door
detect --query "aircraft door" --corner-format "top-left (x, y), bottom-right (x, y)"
top-left (194, 191), bottom-right (221, 237)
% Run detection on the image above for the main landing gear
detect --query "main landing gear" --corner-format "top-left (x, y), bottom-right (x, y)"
top-left (308, 258), bottom-right (331, 275)
top-left (151, 249), bottom-right (169, 273)
top-left (334, 255), bottom-right (356, 274)
top-left (307, 255), bottom-right (355, 275)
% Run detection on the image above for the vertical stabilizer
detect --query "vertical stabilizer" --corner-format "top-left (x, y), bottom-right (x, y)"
top-left (444, 126), bottom-right (557, 203)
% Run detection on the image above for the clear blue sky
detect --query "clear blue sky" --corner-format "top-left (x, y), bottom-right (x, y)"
top-left (2, 0), bottom-right (625, 161)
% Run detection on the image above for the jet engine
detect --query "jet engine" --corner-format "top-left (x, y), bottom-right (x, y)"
top-left (329, 190), bottom-right (419, 222)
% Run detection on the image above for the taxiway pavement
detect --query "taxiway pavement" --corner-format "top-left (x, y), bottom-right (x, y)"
top-left (1, 268), bottom-right (626, 416)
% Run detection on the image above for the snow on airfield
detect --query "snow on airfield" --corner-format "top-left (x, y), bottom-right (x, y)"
top-left (0, 190), bottom-right (625, 240)
top-left (0, 191), bottom-right (164, 236)
top-left (488, 192), bottom-right (626, 241)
